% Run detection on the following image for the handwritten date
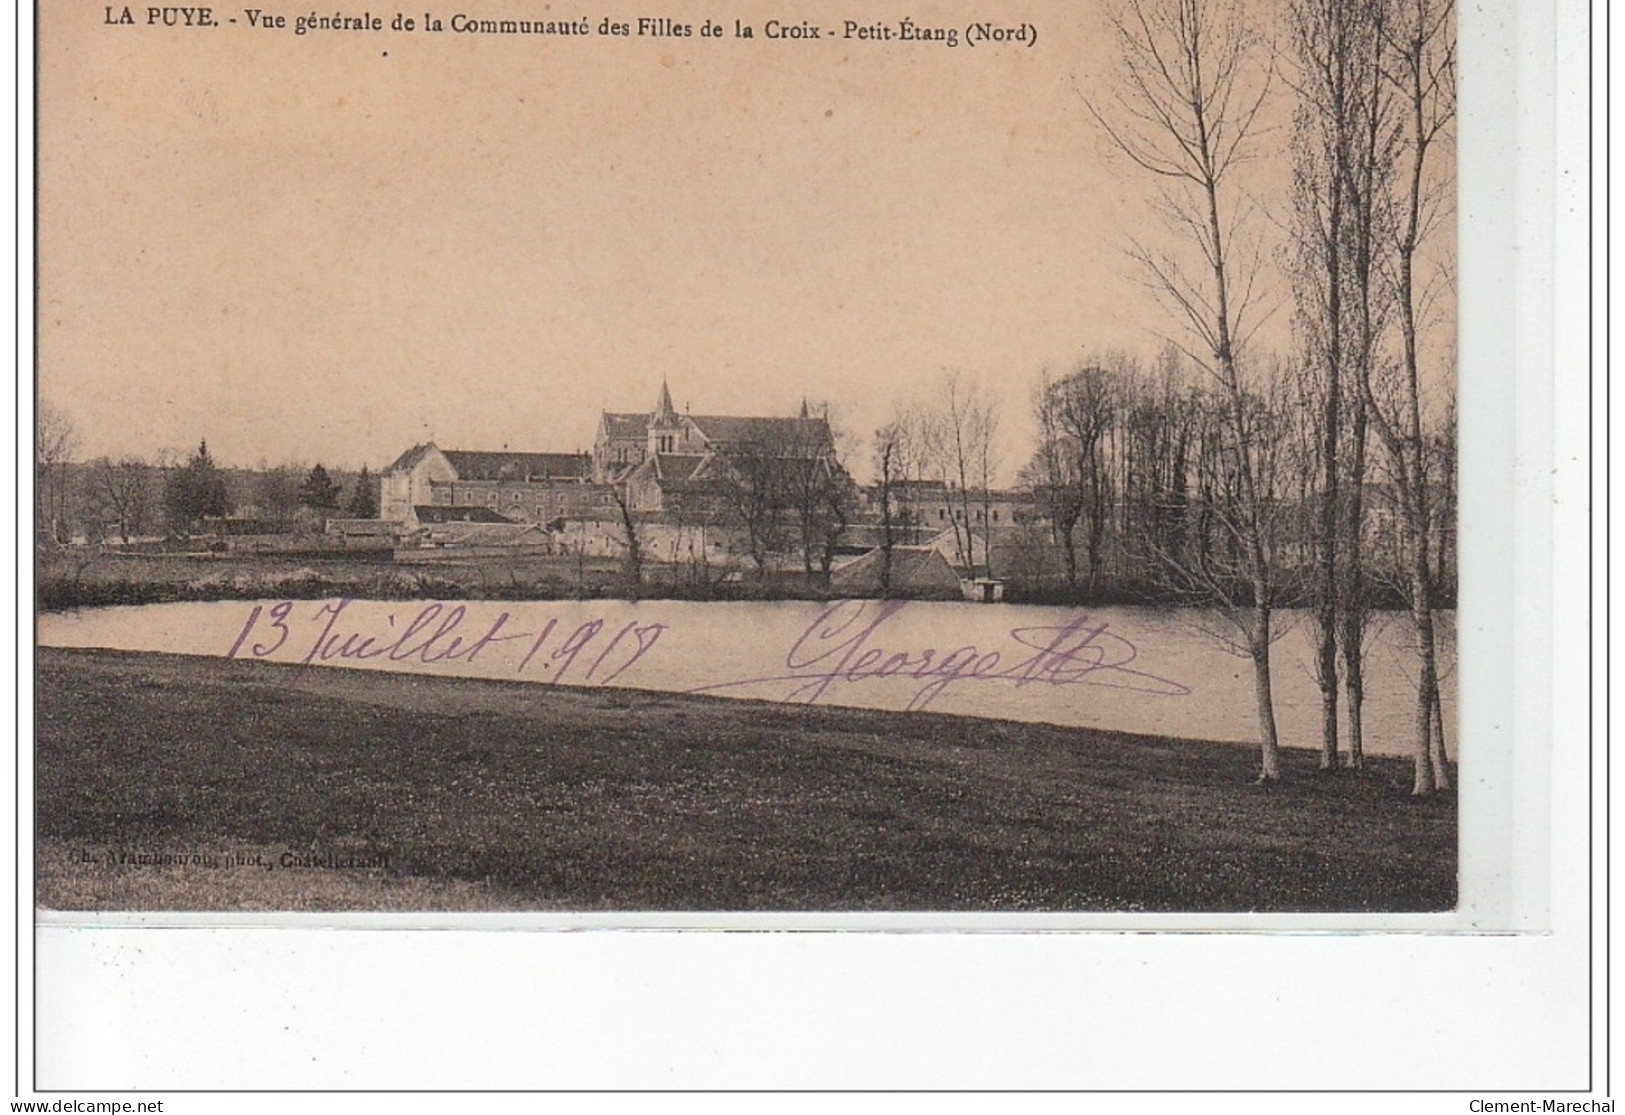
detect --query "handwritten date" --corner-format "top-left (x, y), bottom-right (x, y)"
top-left (226, 599), bottom-right (666, 686)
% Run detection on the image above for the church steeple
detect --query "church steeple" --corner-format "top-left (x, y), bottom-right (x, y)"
top-left (799, 397), bottom-right (810, 420)
top-left (654, 378), bottom-right (679, 424)
top-left (649, 378), bottom-right (681, 457)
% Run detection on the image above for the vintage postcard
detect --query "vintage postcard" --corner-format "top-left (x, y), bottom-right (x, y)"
top-left (33, 0), bottom-right (1471, 923)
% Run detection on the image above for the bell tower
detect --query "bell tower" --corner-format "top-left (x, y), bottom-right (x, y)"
top-left (649, 379), bottom-right (681, 455)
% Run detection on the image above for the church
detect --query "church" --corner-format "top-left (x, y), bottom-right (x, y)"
top-left (378, 383), bottom-right (845, 561)
top-left (593, 381), bottom-right (841, 514)
top-left (591, 383), bottom-right (838, 484)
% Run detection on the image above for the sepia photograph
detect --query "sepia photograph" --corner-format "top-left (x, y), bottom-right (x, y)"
top-left (34, 0), bottom-right (1462, 918)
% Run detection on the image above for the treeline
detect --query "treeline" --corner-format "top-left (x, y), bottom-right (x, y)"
top-left (1052, 0), bottom-right (1456, 791)
top-left (1015, 351), bottom-right (1454, 610)
top-left (34, 426), bottom-right (380, 544)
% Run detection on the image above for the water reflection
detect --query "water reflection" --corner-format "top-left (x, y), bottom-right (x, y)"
top-left (38, 598), bottom-right (1456, 759)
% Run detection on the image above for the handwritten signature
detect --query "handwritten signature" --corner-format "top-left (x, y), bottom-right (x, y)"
top-left (685, 599), bottom-right (1190, 709)
top-left (223, 598), bottom-right (1188, 708)
top-left (226, 598), bottom-right (667, 686)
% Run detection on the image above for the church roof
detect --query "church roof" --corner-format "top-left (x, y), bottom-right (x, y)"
top-left (650, 453), bottom-right (712, 485)
top-left (600, 413), bottom-right (649, 439)
top-left (687, 415), bottom-right (832, 452)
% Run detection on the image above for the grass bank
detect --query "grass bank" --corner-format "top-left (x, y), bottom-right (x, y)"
top-left (36, 551), bottom-right (862, 611)
top-left (36, 647), bottom-right (1456, 912)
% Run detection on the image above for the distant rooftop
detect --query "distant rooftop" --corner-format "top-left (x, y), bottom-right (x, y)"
top-left (441, 450), bottom-right (591, 482)
top-left (688, 414), bottom-right (831, 450)
top-left (386, 444), bottom-right (591, 482)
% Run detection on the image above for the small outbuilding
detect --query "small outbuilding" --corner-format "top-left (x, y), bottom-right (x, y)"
top-left (829, 545), bottom-right (963, 599)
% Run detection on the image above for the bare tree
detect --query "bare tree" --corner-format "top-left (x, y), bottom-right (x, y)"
top-left (37, 399), bottom-right (79, 545)
top-left (608, 481), bottom-right (644, 592)
top-left (254, 466), bottom-right (301, 522)
top-left (1151, 369), bottom-right (1297, 730)
top-left (1119, 348), bottom-right (1198, 579)
top-left (780, 409), bottom-right (850, 582)
top-left (1333, 0), bottom-right (1400, 772)
top-left (872, 423), bottom-right (905, 595)
top-left (908, 392), bottom-right (966, 569)
top-left (713, 439), bottom-right (791, 577)
top-left (88, 456), bottom-right (156, 543)
top-left (916, 373), bottom-right (1000, 575)
top-left (1029, 372), bottom-right (1087, 592)
top-left (1287, 0), bottom-right (1392, 770)
top-left (1051, 365), bottom-right (1119, 594)
top-left (1362, 0), bottom-right (1454, 794)
top-left (971, 392), bottom-right (1001, 579)
top-left (665, 486), bottom-right (723, 587)
top-left (1092, 0), bottom-right (1284, 780)
top-left (1428, 382), bottom-right (1457, 596)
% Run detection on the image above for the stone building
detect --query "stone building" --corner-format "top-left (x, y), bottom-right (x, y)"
top-left (379, 444), bottom-right (609, 528)
top-left (378, 382), bottom-right (852, 568)
top-left (593, 381), bottom-right (840, 511)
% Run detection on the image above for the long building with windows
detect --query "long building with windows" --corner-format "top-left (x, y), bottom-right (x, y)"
top-left (379, 382), bottom-right (845, 555)
top-left (379, 444), bottom-right (609, 528)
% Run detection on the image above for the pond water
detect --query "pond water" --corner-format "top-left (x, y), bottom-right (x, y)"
top-left (37, 597), bottom-right (1456, 759)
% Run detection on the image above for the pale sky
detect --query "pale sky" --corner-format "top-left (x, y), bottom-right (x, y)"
top-left (38, 0), bottom-right (1454, 478)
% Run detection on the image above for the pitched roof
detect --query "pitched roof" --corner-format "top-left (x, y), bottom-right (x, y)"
top-left (441, 450), bottom-right (591, 482)
top-left (829, 545), bottom-right (962, 595)
top-left (651, 454), bottom-right (711, 485)
top-left (326, 519), bottom-right (403, 536)
top-left (600, 413), bottom-right (649, 439)
top-left (428, 521), bottom-right (548, 547)
top-left (386, 443), bottom-right (440, 473)
top-left (923, 526), bottom-right (988, 549)
top-left (688, 415), bottom-right (832, 452)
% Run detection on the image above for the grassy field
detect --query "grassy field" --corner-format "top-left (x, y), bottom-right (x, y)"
top-left (35, 647), bottom-right (1457, 912)
top-left (36, 549), bottom-right (882, 611)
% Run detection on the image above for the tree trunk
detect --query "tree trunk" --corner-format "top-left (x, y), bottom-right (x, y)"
top-left (1252, 601), bottom-right (1282, 782)
top-left (1315, 632), bottom-right (1339, 770)
top-left (1406, 497), bottom-right (1446, 794)
top-left (1339, 403), bottom-right (1370, 770)
top-left (1060, 520), bottom-right (1079, 594)
top-left (1429, 682), bottom-right (1448, 783)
